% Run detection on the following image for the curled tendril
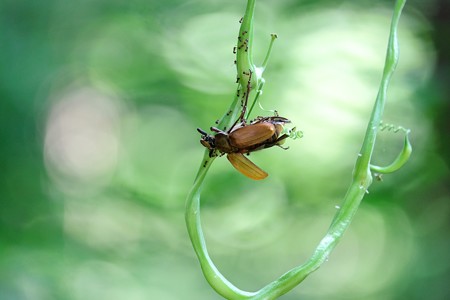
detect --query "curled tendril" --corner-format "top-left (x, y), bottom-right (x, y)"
top-left (379, 121), bottom-right (410, 134)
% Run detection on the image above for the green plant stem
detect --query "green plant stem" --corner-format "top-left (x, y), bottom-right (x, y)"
top-left (185, 2), bottom-right (261, 297)
top-left (237, 0), bottom-right (256, 88)
top-left (185, 0), bottom-right (407, 299)
top-left (186, 151), bottom-right (255, 299)
top-left (354, 0), bottom-right (404, 180)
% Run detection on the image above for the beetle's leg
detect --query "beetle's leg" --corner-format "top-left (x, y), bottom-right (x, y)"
top-left (229, 69), bottom-right (253, 133)
top-left (241, 69), bottom-right (252, 121)
top-left (238, 69), bottom-right (252, 123)
top-left (276, 144), bottom-right (289, 150)
top-left (277, 134), bottom-right (289, 142)
top-left (274, 134), bottom-right (290, 150)
top-left (210, 126), bottom-right (227, 134)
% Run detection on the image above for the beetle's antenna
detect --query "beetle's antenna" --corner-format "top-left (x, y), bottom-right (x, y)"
top-left (228, 69), bottom-right (252, 132)
top-left (197, 128), bottom-right (208, 136)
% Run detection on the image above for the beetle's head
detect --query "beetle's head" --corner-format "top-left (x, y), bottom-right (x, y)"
top-left (197, 128), bottom-right (215, 150)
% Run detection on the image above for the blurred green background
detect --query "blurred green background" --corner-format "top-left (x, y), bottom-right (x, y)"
top-left (1, 0), bottom-right (449, 299)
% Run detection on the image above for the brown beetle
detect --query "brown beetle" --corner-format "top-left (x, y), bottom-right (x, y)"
top-left (197, 116), bottom-right (290, 155)
top-left (197, 116), bottom-right (291, 180)
top-left (196, 69), bottom-right (296, 179)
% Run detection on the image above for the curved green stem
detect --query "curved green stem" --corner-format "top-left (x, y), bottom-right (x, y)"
top-left (353, 0), bottom-right (405, 178)
top-left (261, 34), bottom-right (278, 72)
top-left (186, 151), bottom-right (255, 299)
top-left (185, 1), bottom-right (262, 298)
top-left (185, 0), bottom-right (408, 299)
top-left (251, 182), bottom-right (366, 299)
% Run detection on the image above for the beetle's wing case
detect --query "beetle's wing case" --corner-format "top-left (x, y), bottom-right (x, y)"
top-left (229, 123), bottom-right (276, 148)
top-left (227, 153), bottom-right (268, 180)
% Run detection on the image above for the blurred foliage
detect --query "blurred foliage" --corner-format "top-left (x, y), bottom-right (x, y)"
top-left (0, 0), bottom-right (449, 299)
